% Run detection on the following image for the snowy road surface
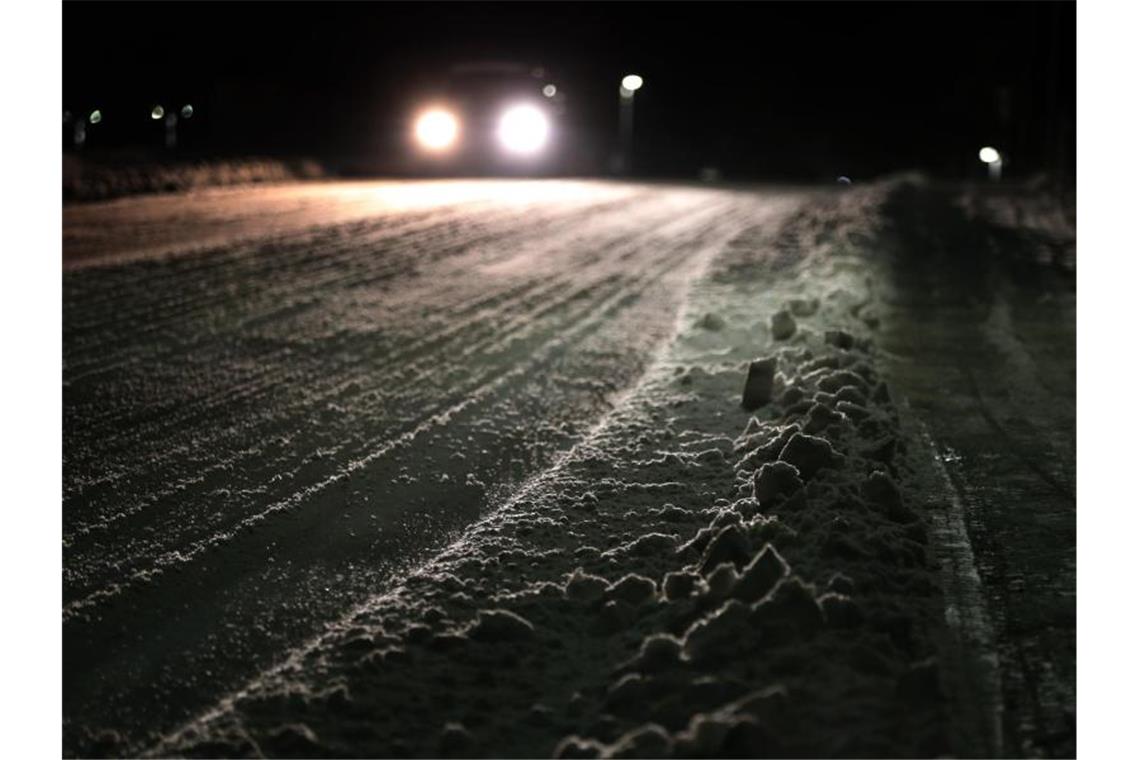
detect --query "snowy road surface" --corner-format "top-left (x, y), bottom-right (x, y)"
top-left (63, 180), bottom-right (802, 751)
top-left (63, 179), bottom-right (1075, 758)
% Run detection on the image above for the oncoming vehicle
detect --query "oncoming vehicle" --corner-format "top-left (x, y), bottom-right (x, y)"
top-left (408, 61), bottom-right (569, 175)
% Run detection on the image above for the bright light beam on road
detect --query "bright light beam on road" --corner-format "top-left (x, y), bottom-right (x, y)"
top-left (498, 104), bottom-right (550, 155)
top-left (414, 108), bottom-right (460, 151)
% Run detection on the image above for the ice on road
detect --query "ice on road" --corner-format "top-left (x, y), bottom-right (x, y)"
top-left (62, 180), bottom-right (798, 750)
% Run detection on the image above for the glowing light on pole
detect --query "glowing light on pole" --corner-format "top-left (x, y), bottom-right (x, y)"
top-left (72, 109), bottom-right (101, 149)
top-left (618, 74), bottom-right (643, 175)
top-left (979, 146), bottom-right (1003, 181)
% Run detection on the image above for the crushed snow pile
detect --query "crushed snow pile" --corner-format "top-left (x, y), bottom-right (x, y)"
top-left (63, 154), bottom-right (328, 202)
top-left (147, 181), bottom-right (953, 759)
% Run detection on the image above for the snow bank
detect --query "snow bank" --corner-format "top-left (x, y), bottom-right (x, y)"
top-left (63, 155), bottom-right (328, 202)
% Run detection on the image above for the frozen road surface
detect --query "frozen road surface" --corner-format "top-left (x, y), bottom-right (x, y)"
top-left (63, 180), bottom-right (796, 751)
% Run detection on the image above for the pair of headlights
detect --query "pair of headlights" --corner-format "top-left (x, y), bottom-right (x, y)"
top-left (414, 104), bottom-right (550, 155)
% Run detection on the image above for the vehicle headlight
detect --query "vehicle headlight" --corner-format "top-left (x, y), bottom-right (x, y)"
top-left (497, 104), bottom-right (549, 155)
top-left (414, 108), bottom-right (460, 151)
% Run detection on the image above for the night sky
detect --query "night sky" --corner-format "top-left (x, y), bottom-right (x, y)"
top-left (64, 1), bottom-right (1075, 181)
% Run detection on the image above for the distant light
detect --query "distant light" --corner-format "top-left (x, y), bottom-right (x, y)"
top-left (621, 74), bottom-right (644, 92)
top-left (63, 110), bottom-right (72, 123)
top-left (978, 146), bottom-right (1001, 164)
top-left (181, 104), bottom-right (194, 119)
top-left (89, 109), bottom-right (102, 124)
top-left (414, 108), bottom-right (460, 151)
top-left (498, 104), bottom-right (550, 155)
top-left (837, 176), bottom-right (852, 185)
top-left (542, 84), bottom-right (557, 98)
top-left (151, 105), bottom-right (165, 120)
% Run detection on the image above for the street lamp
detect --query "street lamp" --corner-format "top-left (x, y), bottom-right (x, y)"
top-left (618, 73), bottom-right (643, 175)
top-left (69, 109), bottom-right (101, 149)
top-left (151, 104), bottom-right (194, 148)
top-left (978, 146), bottom-right (1002, 182)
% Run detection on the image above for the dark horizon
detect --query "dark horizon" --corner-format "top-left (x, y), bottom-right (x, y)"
top-left (64, 1), bottom-right (1075, 182)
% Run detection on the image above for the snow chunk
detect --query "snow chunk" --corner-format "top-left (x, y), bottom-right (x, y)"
top-left (770, 310), bottom-right (797, 341)
top-left (817, 369), bottom-right (869, 394)
top-left (662, 571), bottom-right (701, 601)
top-left (631, 633), bottom-right (683, 671)
top-left (605, 723), bottom-right (673, 759)
top-left (265, 723), bottom-right (321, 755)
top-left (826, 572), bottom-right (855, 595)
top-left (697, 525), bottom-right (751, 575)
top-left (738, 424), bottom-right (800, 469)
top-left (607, 574), bottom-right (658, 606)
top-left (835, 399), bottom-right (870, 421)
top-left (824, 329), bottom-right (855, 350)
top-left (801, 402), bottom-right (847, 435)
top-left (705, 562), bottom-right (740, 601)
top-left (438, 722), bottom-right (473, 756)
top-left (605, 673), bottom-right (651, 717)
top-left (733, 544), bottom-right (790, 603)
top-left (565, 569), bottom-right (609, 603)
top-left (609, 532), bottom-right (679, 557)
top-left (819, 592), bottom-right (863, 628)
top-left (752, 461), bottom-right (804, 505)
top-left (683, 599), bottom-right (751, 665)
top-left (777, 385), bottom-right (805, 409)
top-left (787, 296), bottom-right (820, 317)
top-left (750, 576), bottom-right (824, 641)
top-left (554, 735), bottom-right (605, 759)
top-left (673, 713), bottom-right (733, 758)
top-left (778, 432), bottom-right (843, 479)
top-left (467, 609), bottom-right (535, 642)
top-left (741, 357), bottom-right (777, 411)
top-left (697, 312), bottom-right (726, 331)
top-left (862, 470), bottom-right (918, 523)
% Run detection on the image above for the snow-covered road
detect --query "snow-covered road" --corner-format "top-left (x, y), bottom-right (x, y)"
top-left (63, 178), bottom-right (1075, 758)
top-left (63, 180), bottom-right (807, 751)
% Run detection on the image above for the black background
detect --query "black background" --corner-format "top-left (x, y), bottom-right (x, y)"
top-left (63, 1), bottom-right (1075, 181)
